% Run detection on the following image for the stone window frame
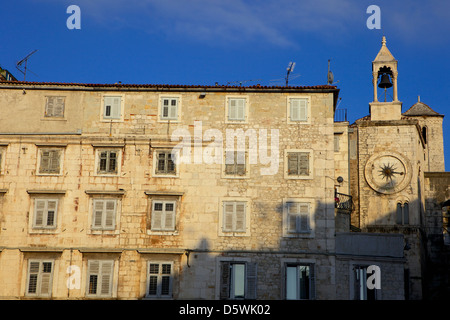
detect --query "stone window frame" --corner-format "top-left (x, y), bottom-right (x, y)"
top-left (100, 94), bottom-right (125, 122)
top-left (93, 146), bottom-right (123, 177)
top-left (145, 191), bottom-right (183, 236)
top-left (36, 146), bottom-right (66, 176)
top-left (225, 95), bottom-right (249, 124)
top-left (222, 149), bottom-right (250, 179)
top-left (287, 96), bottom-right (311, 125)
top-left (27, 190), bottom-right (66, 234)
top-left (25, 259), bottom-right (55, 298)
top-left (216, 257), bottom-right (257, 300)
top-left (152, 148), bottom-right (180, 178)
top-left (218, 197), bottom-right (251, 237)
top-left (85, 259), bottom-right (115, 298)
top-left (145, 261), bottom-right (175, 299)
top-left (85, 190), bottom-right (125, 235)
top-left (281, 258), bottom-right (316, 300)
top-left (43, 96), bottom-right (66, 119)
top-left (284, 149), bottom-right (314, 180)
top-left (157, 94), bottom-right (182, 123)
top-left (282, 198), bottom-right (316, 238)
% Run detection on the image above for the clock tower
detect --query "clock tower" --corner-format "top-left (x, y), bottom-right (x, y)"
top-left (349, 36), bottom-right (428, 299)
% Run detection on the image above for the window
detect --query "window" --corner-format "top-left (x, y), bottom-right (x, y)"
top-left (354, 265), bottom-right (377, 300)
top-left (38, 148), bottom-right (62, 174)
top-left (103, 96), bottom-right (122, 120)
top-left (147, 262), bottom-right (173, 298)
top-left (289, 98), bottom-right (308, 122)
top-left (285, 264), bottom-right (315, 300)
top-left (97, 150), bottom-right (119, 174)
top-left (155, 151), bottom-right (176, 175)
top-left (222, 201), bottom-right (246, 233)
top-left (87, 260), bottom-right (114, 297)
top-left (225, 151), bottom-right (246, 176)
top-left (33, 199), bottom-right (58, 229)
top-left (287, 152), bottom-right (310, 176)
top-left (227, 98), bottom-right (246, 121)
top-left (160, 97), bottom-right (179, 120)
top-left (92, 199), bottom-right (117, 230)
top-left (285, 202), bottom-right (310, 234)
top-left (219, 261), bottom-right (257, 299)
top-left (396, 202), bottom-right (409, 225)
top-left (45, 96), bottom-right (65, 118)
top-left (151, 200), bottom-right (176, 231)
top-left (26, 260), bottom-right (54, 297)
top-left (334, 134), bottom-right (340, 152)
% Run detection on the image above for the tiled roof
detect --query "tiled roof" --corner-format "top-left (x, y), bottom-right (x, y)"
top-left (0, 80), bottom-right (338, 91)
top-left (402, 101), bottom-right (443, 117)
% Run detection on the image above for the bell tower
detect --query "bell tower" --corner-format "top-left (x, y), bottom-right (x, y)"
top-left (370, 36), bottom-right (403, 120)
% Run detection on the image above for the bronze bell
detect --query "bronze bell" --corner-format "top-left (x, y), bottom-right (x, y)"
top-left (378, 73), bottom-right (393, 88)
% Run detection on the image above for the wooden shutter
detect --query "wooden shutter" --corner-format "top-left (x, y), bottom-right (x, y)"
top-left (228, 99), bottom-right (237, 120)
top-left (40, 262), bottom-right (53, 295)
top-left (235, 202), bottom-right (246, 232)
top-left (100, 261), bottom-right (113, 296)
top-left (298, 99), bottom-right (307, 121)
top-left (104, 96), bottom-right (121, 119)
top-left (28, 261), bottom-right (40, 294)
top-left (164, 202), bottom-right (176, 230)
top-left (287, 153), bottom-right (298, 175)
top-left (46, 200), bottom-right (57, 226)
top-left (299, 203), bottom-right (309, 231)
top-left (309, 264), bottom-right (316, 299)
top-left (246, 262), bottom-right (257, 299)
top-left (34, 199), bottom-right (46, 227)
top-left (290, 99), bottom-right (300, 121)
top-left (298, 152), bottom-right (309, 176)
top-left (220, 262), bottom-right (231, 299)
top-left (93, 200), bottom-right (104, 228)
top-left (152, 202), bottom-right (163, 230)
top-left (236, 151), bottom-right (246, 175)
top-left (169, 99), bottom-right (178, 119)
top-left (236, 99), bottom-right (245, 120)
top-left (104, 200), bottom-right (116, 229)
top-left (223, 203), bottom-right (234, 232)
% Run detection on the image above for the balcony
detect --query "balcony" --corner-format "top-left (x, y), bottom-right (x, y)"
top-left (335, 192), bottom-right (354, 213)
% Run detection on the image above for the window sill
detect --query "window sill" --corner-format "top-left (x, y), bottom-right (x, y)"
top-left (146, 230), bottom-right (179, 236)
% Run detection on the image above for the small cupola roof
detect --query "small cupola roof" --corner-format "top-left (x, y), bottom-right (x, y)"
top-left (402, 96), bottom-right (444, 117)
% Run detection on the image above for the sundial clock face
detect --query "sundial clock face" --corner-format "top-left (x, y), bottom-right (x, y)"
top-left (364, 151), bottom-right (412, 194)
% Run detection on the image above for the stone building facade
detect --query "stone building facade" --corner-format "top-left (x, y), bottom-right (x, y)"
top-left (0, 37), bottom-right (447, 300)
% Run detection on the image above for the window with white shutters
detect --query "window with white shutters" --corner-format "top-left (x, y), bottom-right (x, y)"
top-left (225, 151), bottom-right (246, 176)
top-left (103, 96), bottom-right (122, 120)
top-left (286, 202), bottom-right (310, 233)
top-left (146, 262), bottom-right (173, 298)
top-left (289, 98), bottom-right (308, 122)
top-left (219, 261), bottom-right (257, 300)
top-left (39, 148), bottom-right (62, 174)
top-left (92, 199), bottom-right (117, 230)
top-left (45, 96), bottom-right (65, 118)
top-left (222, 202), bottom-right (246, 233)
top-left (26, 260), bottom-right (54, 297)
top-left (160, 98), bottom-right (179, 120)
top-left (33, 199), bottom-right (58, 228)
top-left (151, 201), bottom-right (176, 231)
top-left (228, 98), bottom-right (246, 121)
top-left (87, 260), bottom-right (114, 297)
top-left (285, 263), bottom-right (315, 300)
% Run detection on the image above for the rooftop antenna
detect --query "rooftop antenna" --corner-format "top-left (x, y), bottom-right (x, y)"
top-left (285, 61), bottom-right (296, 86)
top-left (16, 49), bottom-right (38, 81)
top-left (327, 59), bottom-right (334, 85)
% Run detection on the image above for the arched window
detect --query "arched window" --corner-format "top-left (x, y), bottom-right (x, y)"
top-left (422, 126), bottom-right (427, 144)
top-left (396, 202), bottom-right (410, 225)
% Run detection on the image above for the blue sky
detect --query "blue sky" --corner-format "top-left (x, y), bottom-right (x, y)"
top-left (1, 0), bottom-right (449, 170)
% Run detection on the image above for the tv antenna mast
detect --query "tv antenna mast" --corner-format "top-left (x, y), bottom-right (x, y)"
top-left (16, 49), bottom-right (38, 81)
top-left (285, 61), bottom-right (296, 86)
top-left (327, 59), bottom-right (339, 85)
